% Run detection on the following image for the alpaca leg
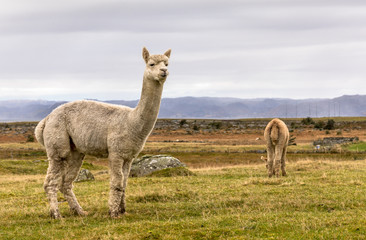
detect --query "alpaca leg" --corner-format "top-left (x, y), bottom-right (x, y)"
top-left (44, 158), bottom-right (65, 219)
top-left (274, 145), bottom-right (283, 177)
top-left (60, 151), bottom-right (86, 216)
top-left (119, 159), bottom-right (133, 214)
top-left (108, 155), bottom-right (124, 218)
top-left (281, 146), bottom-right (287, 176)
top-left (267, 146), bottom-right (275, 178)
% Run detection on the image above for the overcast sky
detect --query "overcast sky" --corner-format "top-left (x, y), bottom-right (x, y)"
top-left (1, 0), bottom-right (366, 101)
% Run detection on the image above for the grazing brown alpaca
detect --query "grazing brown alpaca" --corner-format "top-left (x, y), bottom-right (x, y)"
top-left (263, 118), bottom-right (289, 177)
top-left (35, 47), bottom-right (171, 219)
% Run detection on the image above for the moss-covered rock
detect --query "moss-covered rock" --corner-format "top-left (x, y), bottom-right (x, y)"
top-left (129, 155), bottom-right (188, 177)
top-left (147, 167), bottom-right (195, 177)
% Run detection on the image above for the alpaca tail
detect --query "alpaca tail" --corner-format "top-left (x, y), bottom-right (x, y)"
top-left (35, 118), bottom-right (46, 146)
top-left (270, 122), bottom-right (279, 144)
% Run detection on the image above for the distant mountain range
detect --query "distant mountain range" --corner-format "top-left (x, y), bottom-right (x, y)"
top-left (1, 95), bottom-right (366, 122)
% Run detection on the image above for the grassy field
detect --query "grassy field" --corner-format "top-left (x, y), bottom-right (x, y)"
top-left (345, 142), bottom-right (366, 152)
top-left (1, 157), bottom-right (366, 239)
top-left (1, 119), bottom-right (366, 239)
top-left (2, 141), bottom-right (366, 168)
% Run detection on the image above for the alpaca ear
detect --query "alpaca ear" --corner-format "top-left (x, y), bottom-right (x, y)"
top-left (164, 49), bottom-right (171, 58)
top-left (142, 47), bottom-right (150, 63)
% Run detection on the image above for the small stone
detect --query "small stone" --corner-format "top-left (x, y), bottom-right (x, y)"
top-left (75, 169), bottom-right (95, 182)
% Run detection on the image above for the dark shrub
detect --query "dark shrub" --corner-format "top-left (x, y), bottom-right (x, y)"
top-left (314, 121), bottom-right (325, 129)
top-left (26, 135), bottom-right (35, 142)
top-left (179, 119), bottom-right (187, 127)
top-left (301, 117), bottom-right (315, 125)
top-left (324, 119), bottom-right (335, 130)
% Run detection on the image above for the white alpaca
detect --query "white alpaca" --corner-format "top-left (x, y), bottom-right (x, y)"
top-left (263, 118), bottom-right (289, 177)
top-left (35, 47), bottom-right (171, 218)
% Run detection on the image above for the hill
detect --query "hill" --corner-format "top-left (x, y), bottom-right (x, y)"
top-left (1, 95), bottom-right (366, 121)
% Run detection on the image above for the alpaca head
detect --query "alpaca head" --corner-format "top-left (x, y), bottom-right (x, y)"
top-left (142, 47), bottom-right (171, 84)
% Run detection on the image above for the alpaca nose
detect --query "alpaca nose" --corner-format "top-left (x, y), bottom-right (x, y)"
top-left (160, 67), bottom-right (167, 72)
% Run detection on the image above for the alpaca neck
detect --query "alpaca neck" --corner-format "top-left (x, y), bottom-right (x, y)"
top-left (132, 77), bottom-right (164, 137)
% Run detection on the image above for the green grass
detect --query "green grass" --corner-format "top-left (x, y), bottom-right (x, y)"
top-left (0, 159), bottom-right (106, 175)
top-left (1, 158), bottom-right (366, 239)
top-left (344, 142), bottom-right (366, 152)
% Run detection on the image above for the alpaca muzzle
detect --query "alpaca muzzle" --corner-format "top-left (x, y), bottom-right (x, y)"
top-left (159, 69), bottom-right (169, 78)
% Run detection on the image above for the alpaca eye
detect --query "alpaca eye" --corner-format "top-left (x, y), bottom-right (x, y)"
top-left (149, 63), bottom-right (155, 67)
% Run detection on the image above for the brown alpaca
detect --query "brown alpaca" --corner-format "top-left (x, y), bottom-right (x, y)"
top-left (35, 47), bottom-right (171, 219)
top-left (263, 118), bottom-right (289, 177)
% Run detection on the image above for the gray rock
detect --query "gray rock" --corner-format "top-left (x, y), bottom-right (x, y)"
top-left (75, 169), bottom-right (95, 182)
top-left (130, 155), bottom-right (186, 177)
top-left (313, 137), bottom-right (359, 146)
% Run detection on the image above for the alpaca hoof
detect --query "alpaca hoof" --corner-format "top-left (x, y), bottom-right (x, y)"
top-left (119, 208), bottom-right (126, 215)
top-left (109, 209), bottom-right (120, 218)
top-left (109, 208), bottom-right (126, 218)
top-left (72, 209), bottom-right (88, 217)
top-left (109, 211), bottom-right (121, 219)
top-left (50, 209), bottom-right (61, 219)
top-left (79, 210), bottom-right (88, 216)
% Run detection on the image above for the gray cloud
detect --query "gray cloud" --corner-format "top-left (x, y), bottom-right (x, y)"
top-left (0, 0), bottom-right (366, 100)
